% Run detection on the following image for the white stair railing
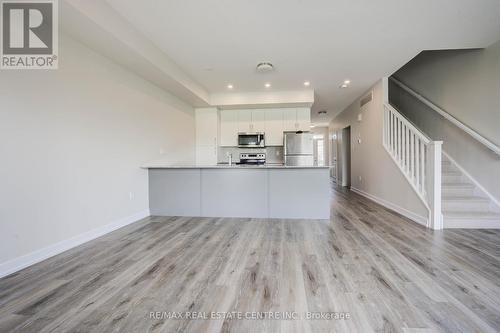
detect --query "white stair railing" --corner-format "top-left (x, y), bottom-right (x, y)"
top-left (390, 77), bottom-right (500, 156)
top-left (383, 102), bottom-right (443, 229)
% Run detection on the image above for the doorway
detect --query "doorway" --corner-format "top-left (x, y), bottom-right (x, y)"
top-left (337, 126), bottom-right (351, 187)
top-left (313, 136), bottom-right (325, 166)
top-left (330, 131), bottom-right (338, 181)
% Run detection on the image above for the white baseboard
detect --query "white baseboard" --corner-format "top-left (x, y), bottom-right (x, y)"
top-left (0, 209), bottom-right (150, 279)
top-left (350, 187), bottom-right (428, 226)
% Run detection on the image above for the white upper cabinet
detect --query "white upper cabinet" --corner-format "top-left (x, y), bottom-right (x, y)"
top-left (283, 108), bottom-right (298, 132)
top-left (251, 109), bottom-right (266, 133)
top-left (265, 109), bottom-right (284, 146)
top-left (220, 110), bottom-right (238, 146)
top-left (283, 108), bottom-right (311, 132)
top-left (296, 108), bottom-right (311, 131)
top-left (237, 109), bottom-right (266, 133)
top-left (237, 109), bottom-right (252, 132)
top-left (219, 107), bottom-right (311, 147)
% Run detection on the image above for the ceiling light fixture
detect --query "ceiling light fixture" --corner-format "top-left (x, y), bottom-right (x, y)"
top-left (318, 110), bottom-right (327, 115)
top-left (227, 84), bottom-right (233, 89)
top-left (265, 83), bottom-right (271, 88)
top-left (344, 80), bottom-right (351, 84)
top-left (304, 81), bottom-right (310, 87)
top-left (340, 83), bottom-right (349, 89)
top-left (256, 62), bottom-right (274, 73)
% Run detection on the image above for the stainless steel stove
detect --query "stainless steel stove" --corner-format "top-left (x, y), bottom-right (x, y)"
top-left (237, 153), bottom-right (266, 165)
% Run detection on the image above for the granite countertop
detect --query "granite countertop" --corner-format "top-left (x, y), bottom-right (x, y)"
top-left (141, 162), bottom-right (330, 169)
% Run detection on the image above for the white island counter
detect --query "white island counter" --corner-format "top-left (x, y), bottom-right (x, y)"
top-left (142, 164), bottom-right (331, 220)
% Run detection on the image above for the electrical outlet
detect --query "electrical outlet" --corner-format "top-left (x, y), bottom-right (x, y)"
top-left (358, 176), bottom-right (362, 182)
top-left (159, 148), bottom-right (165, 155)
top-left (129, 192), bottom-right (134, 200)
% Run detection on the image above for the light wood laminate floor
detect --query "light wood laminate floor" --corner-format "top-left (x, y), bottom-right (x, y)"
top-left (1, 186), bottom-right (499, 332)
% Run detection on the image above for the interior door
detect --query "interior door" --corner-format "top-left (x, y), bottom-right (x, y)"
top-left (331, 131), bottom-right (338, 180)
top-left (341, 126), bottom-right (351, 187)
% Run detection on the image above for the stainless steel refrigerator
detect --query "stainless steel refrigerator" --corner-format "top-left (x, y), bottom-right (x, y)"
top-left (283, 131), bottom-right (314, 166)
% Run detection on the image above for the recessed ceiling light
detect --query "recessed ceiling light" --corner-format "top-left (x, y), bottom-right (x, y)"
top-left (344, 80), bottom-right (351, 84)
top-left (227, 84), bottom-right (233, 89)
top-left (304, 81), bottom-right (310, 87)
top-left (310, 125), bottom-right (315, 128)
top-left (340, 83), bottom-right (349, 89)
top-left (265, 83), bottom-right (271, 88)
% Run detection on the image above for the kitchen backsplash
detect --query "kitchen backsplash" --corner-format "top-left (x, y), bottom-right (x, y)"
top-left (218, 146), bottom-right (284, 164)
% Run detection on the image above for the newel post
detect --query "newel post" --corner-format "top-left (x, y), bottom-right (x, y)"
top-left (427, 141), bottom-right (443, 230)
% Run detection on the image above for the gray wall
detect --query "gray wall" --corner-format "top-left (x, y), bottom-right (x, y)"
top-left (391, 40), bottom-right (500, 202)
top-left (0, 33), bottom-right (195, 265)
top-left (330, 80), bottom-right (428, 223)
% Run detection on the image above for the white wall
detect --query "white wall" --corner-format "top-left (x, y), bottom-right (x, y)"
top-left (391, 40), bottom-right (500, 202)
top-left (330, 80), bottom-right (428, 223)
top-left (0, 34), bottom-right (195, 267)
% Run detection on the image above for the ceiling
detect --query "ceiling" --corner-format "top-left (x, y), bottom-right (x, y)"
top-left (104, 0), bottom-right (500, 125)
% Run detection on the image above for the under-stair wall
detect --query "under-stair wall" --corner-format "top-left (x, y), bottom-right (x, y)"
top-left (389, 79), bottom-right (500, 213)
top-left (389, 44), bottom-right (500, 207)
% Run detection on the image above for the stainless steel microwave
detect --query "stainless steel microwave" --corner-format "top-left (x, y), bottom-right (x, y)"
top-left (238, 132), bottom-right (265, 148)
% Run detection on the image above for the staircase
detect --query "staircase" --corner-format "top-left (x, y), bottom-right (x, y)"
top-left (442, 155), bottom-right (500, 228)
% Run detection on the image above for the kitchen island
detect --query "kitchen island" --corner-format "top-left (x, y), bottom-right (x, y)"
top-left (143, 164), bottom-right (331, 219)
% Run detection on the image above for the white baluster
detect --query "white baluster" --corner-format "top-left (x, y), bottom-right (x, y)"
top-left (415, 137), bottom-right (420, 189)
top-left (410, 133), bottom-right (415, 181)
top-left (405, 125), bottom-right (409, 171)
top-left (421, 141), bottom-right (426, 195)
top-left (397, 118), bottom-right (401, 164)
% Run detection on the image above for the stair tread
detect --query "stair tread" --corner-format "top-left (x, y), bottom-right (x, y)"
top-left (442, 196), bottom-right (488, 202)
top-left (442, 171), bottom-right (461, 175)
top-left (443, 211), bottom-right (500, 219)
top-left (442, 183), bottom-right (474, 187)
